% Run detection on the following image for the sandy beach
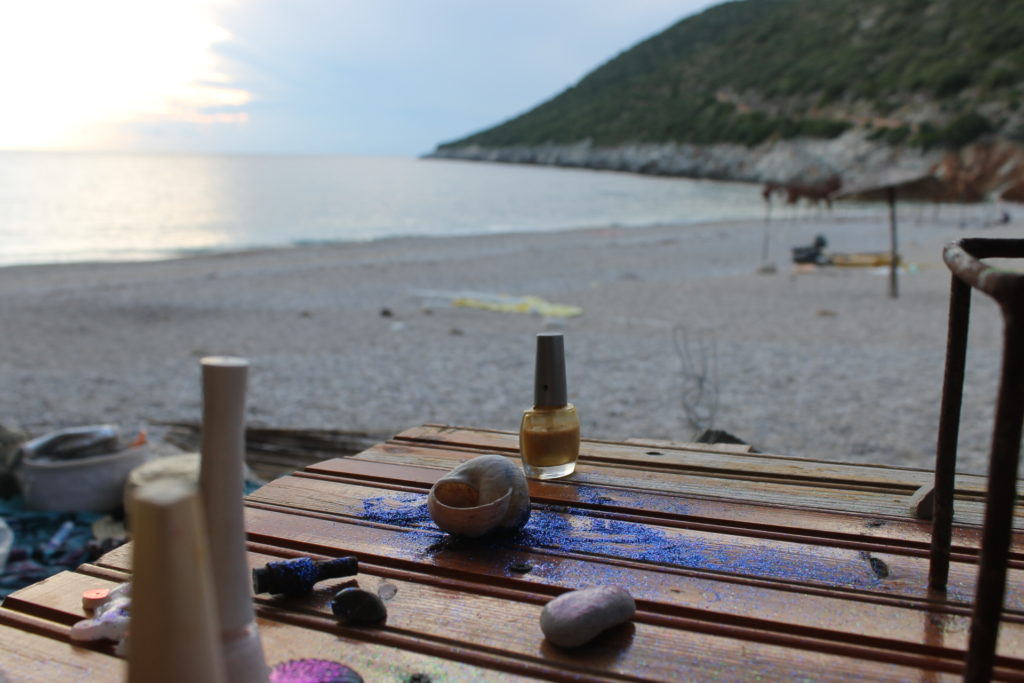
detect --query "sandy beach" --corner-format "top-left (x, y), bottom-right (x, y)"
top-left (0, 212), bottom-right (1018, 475)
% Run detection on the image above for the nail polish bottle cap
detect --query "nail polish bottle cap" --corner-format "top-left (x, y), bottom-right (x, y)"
top-left (534, 333), bottom-right (567, 407)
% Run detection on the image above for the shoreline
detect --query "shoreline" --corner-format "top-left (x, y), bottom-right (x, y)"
top-left (0, 214), bottom-right (1019, 475)
top-left (1, 198), bottom-right (1006, 273)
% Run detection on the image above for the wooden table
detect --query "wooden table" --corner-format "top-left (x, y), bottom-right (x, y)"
top-left (3, 424), bottom-right (1024, 681)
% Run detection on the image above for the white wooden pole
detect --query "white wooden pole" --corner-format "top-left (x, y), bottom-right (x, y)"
top-left (128, 481), bottom-right (227, 683)
top-left (199, 357), bottom-right (270, 683)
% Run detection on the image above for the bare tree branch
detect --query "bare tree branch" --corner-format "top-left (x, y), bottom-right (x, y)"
top-left (672, 324), bottom-right (719, 433)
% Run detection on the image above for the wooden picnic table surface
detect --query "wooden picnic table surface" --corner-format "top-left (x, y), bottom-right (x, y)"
top-left (2, 424), bottom-right (1024, 681)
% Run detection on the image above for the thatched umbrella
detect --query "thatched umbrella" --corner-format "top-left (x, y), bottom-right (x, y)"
top-left (837, 168), bottom-right (942, 299)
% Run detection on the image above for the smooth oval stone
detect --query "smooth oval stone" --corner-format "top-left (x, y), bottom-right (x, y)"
top-left (540, 586), bottom-right (635, 648)
top-left (331, 587), bottom-right (387, 624)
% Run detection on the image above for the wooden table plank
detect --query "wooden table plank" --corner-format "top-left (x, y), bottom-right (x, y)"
top-left (3, 424), bottom-right (1021, 681)
top-left (1, 568), bottom-right (543, 682)
top-left (396, 424), bottom-right (1013, 499)
top-left (239, 473), bottom-right (1024, 664)
top-left (305, 454), bottom-right (1024, 557)
top-left (372, 432), bottom-right (1020, 526)
top-left (80, 543), bottom-right (968, 682)
top-left (0, 615), bottom-right (124, 682)
top-left (247, 472), bottom-right (1023, 607)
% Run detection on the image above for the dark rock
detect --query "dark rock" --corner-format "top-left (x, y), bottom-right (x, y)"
top-left (331, 587), bottom-right (387, 624)
top-left (692, 428), bottom-right (749, 446)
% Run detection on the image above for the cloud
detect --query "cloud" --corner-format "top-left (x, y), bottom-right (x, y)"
top-left (0, 0), bottom-right (718, 154)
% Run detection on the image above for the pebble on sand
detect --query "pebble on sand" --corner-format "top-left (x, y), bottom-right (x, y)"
top-left (540, 586), bottom-right (635, 648)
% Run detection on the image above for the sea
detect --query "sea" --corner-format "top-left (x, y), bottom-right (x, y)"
top-left (0, 151), bottom-right (858, 268)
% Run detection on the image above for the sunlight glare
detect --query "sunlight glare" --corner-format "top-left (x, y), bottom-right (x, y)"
top-left (0, 0), bottom-right (249, 150)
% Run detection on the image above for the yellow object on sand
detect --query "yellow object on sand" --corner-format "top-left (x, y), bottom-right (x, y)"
top-left (829, 252), bottom-right (895, 267)
top-left (452, 295), bottom-right (583, 318)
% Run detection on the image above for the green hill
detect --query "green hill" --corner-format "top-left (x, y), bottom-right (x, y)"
top-left (436, 0), bottom-right (1024, 152)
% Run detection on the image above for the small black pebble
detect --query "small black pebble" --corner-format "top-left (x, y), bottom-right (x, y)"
top-left (331, 587), bottom-right (387, 623)
top-left (380, 308), bottom-right (393, 318)
top-left (508, 561), bottom-right (532, 574)
top-left (868, 556), bottom-right (890, 579)
top-left (407, 674), bottom-right (431, 683)
top-left (866, 519), bottom-right (887, 528)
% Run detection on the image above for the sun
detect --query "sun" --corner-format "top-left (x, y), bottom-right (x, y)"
top-left (0, 0), bottom-right (250, 150)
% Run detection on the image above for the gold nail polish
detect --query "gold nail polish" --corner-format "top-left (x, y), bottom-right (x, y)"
top-left (520, 333), bottom-right (580, 479)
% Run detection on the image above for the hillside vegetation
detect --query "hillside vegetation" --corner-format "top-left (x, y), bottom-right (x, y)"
top-left (437, 0), bottom-right (1024, 152)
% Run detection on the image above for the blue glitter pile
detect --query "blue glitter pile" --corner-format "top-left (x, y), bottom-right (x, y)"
top-left (358, 489), bottom-right (880, 590)
top-left (574, 485), bottom-right (692, 516)
top-left (360, 494), bottom-right (433, 528)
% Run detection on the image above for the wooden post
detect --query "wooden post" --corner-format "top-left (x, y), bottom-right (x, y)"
top-left (128, 481), bottom-right (227, 683)
top-left (888, 186), bottom-right (899, 299)
top-left (199, 357), bottom-right (270, 683)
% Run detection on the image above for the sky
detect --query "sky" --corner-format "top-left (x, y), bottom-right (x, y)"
top-left (0, 0), bottom-right (719, 156)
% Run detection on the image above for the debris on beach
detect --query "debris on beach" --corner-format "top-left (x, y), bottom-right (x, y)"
top-left (412, 289), bottom-right (582, 317)
top-left (15, 425), bottom-right (153, 513)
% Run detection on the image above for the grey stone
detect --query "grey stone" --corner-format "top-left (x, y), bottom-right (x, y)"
top-left (540, 586), bottom-right (635, 648)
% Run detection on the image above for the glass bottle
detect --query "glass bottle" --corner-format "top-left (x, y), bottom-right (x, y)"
top-left (520, 333), bottom-right (581, 479)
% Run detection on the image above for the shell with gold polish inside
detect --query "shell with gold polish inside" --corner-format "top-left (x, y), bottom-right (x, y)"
top-left (427, 454), bottom-right (530, 537)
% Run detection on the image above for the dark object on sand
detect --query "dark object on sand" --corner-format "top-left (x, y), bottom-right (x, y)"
top-left (791, 234), bottom-right (829, 265)
top-left (693, 429), bottom-right (750, 447)
top-left (0, 422), bottom-right (28, 498)
top-left (253, 556), bottom-right (358, 596)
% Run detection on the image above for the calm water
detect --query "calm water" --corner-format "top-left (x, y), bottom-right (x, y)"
top-left (0, 152), bottom-right (775, 267)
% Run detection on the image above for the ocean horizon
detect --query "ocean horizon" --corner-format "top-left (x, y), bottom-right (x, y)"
top-left (0, 151), bottom-right (906, 268)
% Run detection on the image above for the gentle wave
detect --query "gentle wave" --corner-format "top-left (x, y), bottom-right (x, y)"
top-left (0, 152), bottom-right (881, 267)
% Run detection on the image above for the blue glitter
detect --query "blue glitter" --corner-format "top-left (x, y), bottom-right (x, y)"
top-left (358, 493), bottom-right (880, 590)
top-left (575, 484), bottom-right (692, 516)
top-left (361, 494), bottom-right (433, 528)
top-left (264, 557), bottom-right (319, 595)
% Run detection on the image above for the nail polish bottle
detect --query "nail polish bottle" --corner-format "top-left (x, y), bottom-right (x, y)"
top-left (520, 333), bottom-right (580, 479)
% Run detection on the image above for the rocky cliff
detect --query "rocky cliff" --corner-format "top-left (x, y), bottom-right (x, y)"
top-left (428, 133), bottom-right (1024, 202)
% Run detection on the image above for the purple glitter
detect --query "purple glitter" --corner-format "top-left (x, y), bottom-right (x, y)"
top-left (270, 659), bottom-right (363, 683)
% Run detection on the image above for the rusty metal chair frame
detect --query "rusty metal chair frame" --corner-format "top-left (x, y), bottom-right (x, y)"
top-left (928, 238), bottom-right (1024, 681)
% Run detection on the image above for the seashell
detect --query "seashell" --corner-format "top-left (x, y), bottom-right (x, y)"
top-left (427, 454), bottom-right (531, 537)
top-left (270, 658), bottom-right (364, 683)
